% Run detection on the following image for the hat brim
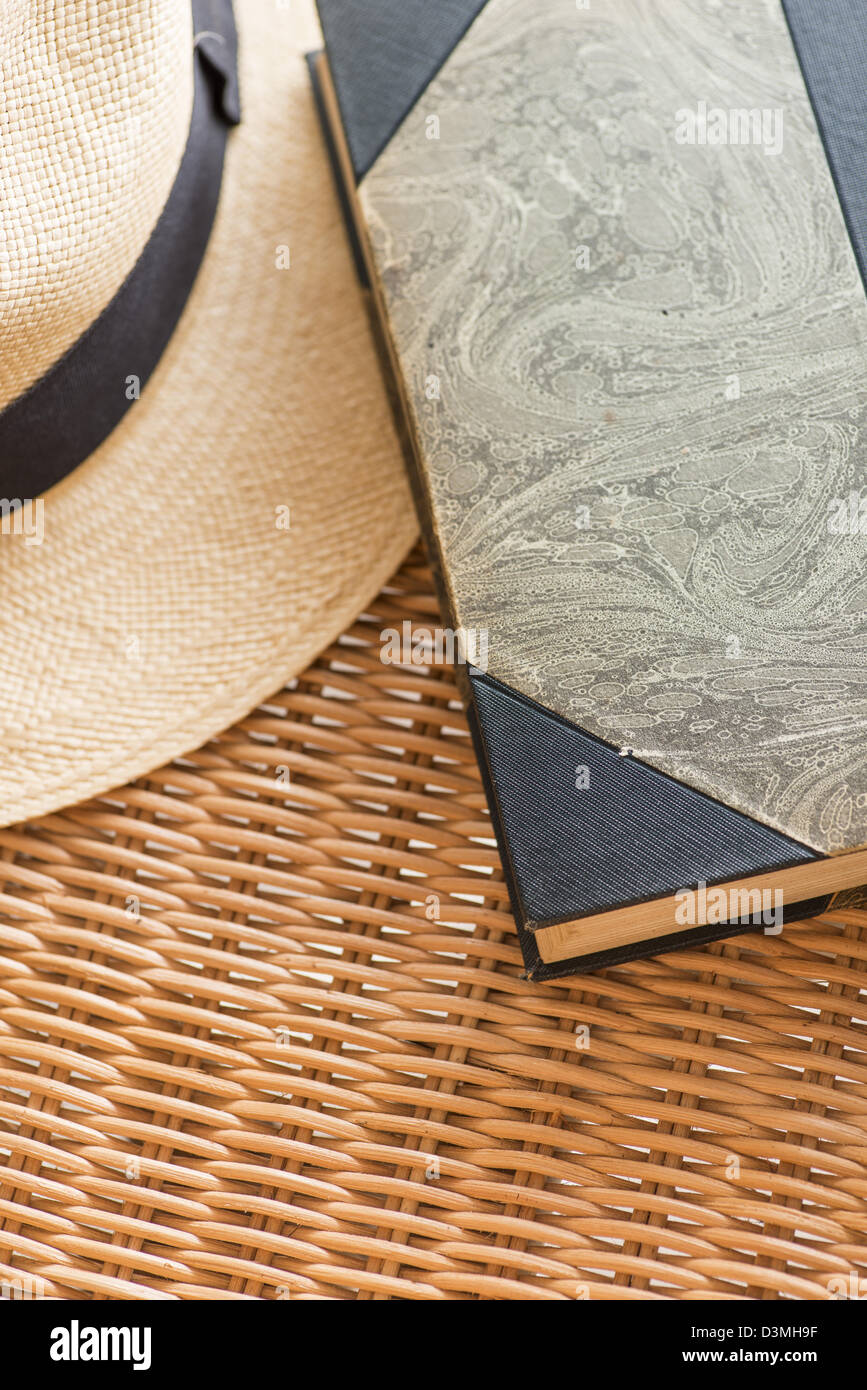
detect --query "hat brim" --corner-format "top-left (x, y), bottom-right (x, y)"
top-left (0, 0), bottom-right (416, 828)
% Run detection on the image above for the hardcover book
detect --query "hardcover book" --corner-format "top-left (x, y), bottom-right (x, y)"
top-left (312, 0), bottom-right (867, 979)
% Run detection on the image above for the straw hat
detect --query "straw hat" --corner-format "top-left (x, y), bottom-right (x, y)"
top-left (0, 0), bottom-right (416, 827)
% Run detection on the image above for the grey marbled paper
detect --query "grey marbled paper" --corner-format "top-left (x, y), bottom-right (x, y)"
top-left (359, 0), bottom-right (867, 853)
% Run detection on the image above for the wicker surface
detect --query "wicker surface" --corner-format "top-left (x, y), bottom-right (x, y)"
top-left (0, 545), bottom-right (866, 1301)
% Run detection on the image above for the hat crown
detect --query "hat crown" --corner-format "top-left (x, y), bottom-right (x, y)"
top-left (0, 0), bottom-right (193, 413)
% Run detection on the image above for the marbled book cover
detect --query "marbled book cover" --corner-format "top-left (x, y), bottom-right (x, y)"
top-left (315, 0), bottom-right (867, 976)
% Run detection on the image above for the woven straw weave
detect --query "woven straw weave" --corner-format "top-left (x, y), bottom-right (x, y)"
top-left (1, 544), bottom-right (866, 1301)
top-left (0, 0), bottom-right (193, 409)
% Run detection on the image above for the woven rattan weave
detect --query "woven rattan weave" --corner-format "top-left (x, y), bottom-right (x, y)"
top-left (0, 546), bottom-right (865, 1300)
